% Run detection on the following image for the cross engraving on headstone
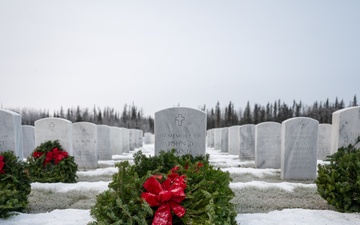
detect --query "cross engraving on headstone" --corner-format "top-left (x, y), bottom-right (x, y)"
top-left (175, 114), bottom-right (185, 126)
top-left (49, 122), bottom-right (55, 131)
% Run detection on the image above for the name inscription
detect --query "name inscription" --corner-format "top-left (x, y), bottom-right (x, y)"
top-left (158, 132), bottom-right (203, 155)
top-left (161, 133), bottom-right (202, 139)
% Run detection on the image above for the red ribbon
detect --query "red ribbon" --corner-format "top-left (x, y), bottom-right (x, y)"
top-left (33, 151), bottom-right (44, 158)
top-left (41, 148), bottom-right (69, 166)
top-left (0, 156), bottom-right (5, 174)
top-left (52, 148), bottom-right (69, 164)
top-left (141, 171), bottom-right (186, 225)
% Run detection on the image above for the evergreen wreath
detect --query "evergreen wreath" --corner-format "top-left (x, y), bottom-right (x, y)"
top-left (0, 151), bottom-right (31, 218)
top-left (89, 149), bottom-right (237, 225)
top-left (316, 136), bottom-right (360, 212)
top-left (26, 140), bottom-right (78, 183)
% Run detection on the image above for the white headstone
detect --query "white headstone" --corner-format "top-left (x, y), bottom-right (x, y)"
top-left (137, 129), bottom-right (143, 148)
top-left (110, 127), bottom-right (122, 155)
top-left (133, 129), bottom-right (139, 148)
top-left (255, 122), bottom-right (281, 169)
top-left (214, 128), bottom-right (222, 150)
top-left (239, 124), bottom-right (255, 161)
top-left (0, 109), bottom-right (23, 158)
top-left (209, 129), bottom-right (215, 148)
top-left (72, 122), bottom-right (98, 170)
top-left (206, 129), bottom-right (211, 147)
top-left (318, 124), bottom-right (332, 160)
top-left (144, 132), bottom-right (153, 144)
top-left (35, 118), bottom-right (73, 155)
top-left (129, 129), bottom-right (136, 150)
top-left (151, 133), bottom-right (155, 144)
top-left (97, 125), bottom-right (112, 160)
top-left (331, 106), bottom-right (360, 154)
top-left (22, 125), bottom-right (35, 158)
top-left (221, 127), bottom-right (229, 152)
top-left (228, 126), bottom-right (240, 155)
top-left (281, 117), bottom-right (318, 180)
top-left (154, 107), bottom-right (206, 156)
top-left (121, 128), bottom-right (130, 153)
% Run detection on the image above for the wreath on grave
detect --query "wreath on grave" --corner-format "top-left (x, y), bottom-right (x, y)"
top-left (89, 149), bottom-right (237, 225)
top-left (0, 151), bottom-right (31, 218)
top-left (26, 140), bottom-right (78, 183)
top-left (316, 136), bottom-right (360, 212)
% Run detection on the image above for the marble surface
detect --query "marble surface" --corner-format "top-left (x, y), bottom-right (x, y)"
top-left (22, 125), bottom-right (35, 158)
top-left (0, 109), bottom-right (23, 158)
top-left (255, 122), bottom-right (281, 169)
top-left (144, 132), bottom-right (154, 144)
top-left (110, 126), bottom-right (122, 155)
top-left (281, 117), bottom-right (318, 180)
top-left (331, 106), bottom-right (360, 154)
top-left (239, 124), bottom-right (255, 161)
top-left (317, 124), bottom-right (331, 160)
top-left (221, 127), bottom-right (229, 152)
top-left (214, 128), bottom-right (222, 150)
top-left (121, 128), bottom-right (130, 153)
top-left (72, 122), bottom-right (98, 170)
top-left (154, 107), bottom-right (206, 156)
top-left (96, 125), bottom-right (111, 160)
top-left (228, 126), bottom-right (240, 155)
top-left (35, 117), bottom-right (73, 155)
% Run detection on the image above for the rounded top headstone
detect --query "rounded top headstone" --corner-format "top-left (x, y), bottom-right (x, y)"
top-left (154, 107), bottom-right (206, 156)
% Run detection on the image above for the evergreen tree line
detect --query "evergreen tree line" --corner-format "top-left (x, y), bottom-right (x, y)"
top-left (8, 104), bottom-right (155, 133)
top-left (206, 95), bottom-right (358, 129)
top-left (5, 95), bottom-right (358, 132)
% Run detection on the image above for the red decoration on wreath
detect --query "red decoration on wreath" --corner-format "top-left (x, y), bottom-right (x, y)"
top-left (0, 155), bottom-right (5, 174)
top-left (33, 147), bottom-right (69, 166)
top-left (184, 162), bottom-right (204, 172)
top-left (33, 151), bottom-right (43, 158)
top-left (141, 167), bottom-right (187, 225)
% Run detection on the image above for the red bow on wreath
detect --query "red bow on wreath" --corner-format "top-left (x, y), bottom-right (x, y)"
top-left (34, 147), bottom-right (69, 166)
top-left (0, 156), bottom-right (5, 174)
top-left (141, 168), bottom-right (187, 225)
top-left (45, 148), bottom-right (68, 165)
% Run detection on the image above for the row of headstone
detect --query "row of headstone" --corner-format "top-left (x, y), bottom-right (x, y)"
top-left (153, 107), bottom-right (318, 180)
top-left (4, 105), bottom-right (359, 176)
top-left (35, 118), bottom-right (144, 170)
top-left (207, 106), bottom-right (360, 180)
top-left (208, 118), bottom-right (322, 180)
top-left (0, 110), bottom-right (145, 170)
top-left (209, 121), bottom-right (333, 161)
top-left (151, 106), bottom-right (330, 183)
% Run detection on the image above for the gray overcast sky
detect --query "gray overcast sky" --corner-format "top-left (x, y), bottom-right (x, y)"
top-left (1, 0), bottom-right (359, 117)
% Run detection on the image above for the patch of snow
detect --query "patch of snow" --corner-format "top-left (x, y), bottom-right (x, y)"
top-left (230, 181), bottom-right (316, 192)
top-left (31, 181), bottom-right (110, 193)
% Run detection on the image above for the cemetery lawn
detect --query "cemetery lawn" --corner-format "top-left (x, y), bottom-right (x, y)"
top-left (1, 145), bottom-right (360, 225)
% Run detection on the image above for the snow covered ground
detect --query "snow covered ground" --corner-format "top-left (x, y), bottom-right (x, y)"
top-left (1, 144), bottom-right (360, 225)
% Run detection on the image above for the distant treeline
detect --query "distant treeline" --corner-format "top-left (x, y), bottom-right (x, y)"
top-left (205, 95), bottom-right (358, 129)
top-left (5, 95), bottom-right (358, 132)
top-left (8, 104), bottom-right (155, 133)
